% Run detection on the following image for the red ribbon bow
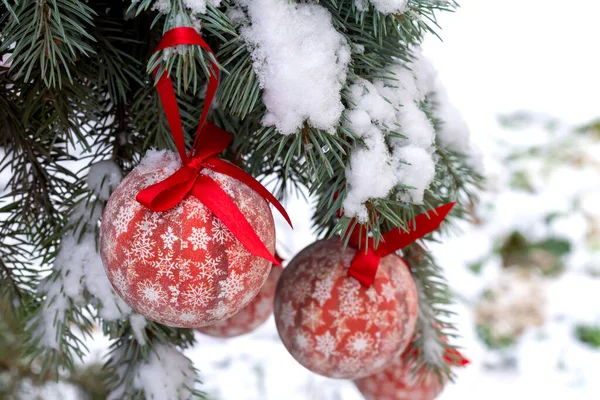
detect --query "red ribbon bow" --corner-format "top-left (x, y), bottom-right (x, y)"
top-left (136, 27), bottom-right (292, 265)
top-left (347, 202), bottom-right (455, 287)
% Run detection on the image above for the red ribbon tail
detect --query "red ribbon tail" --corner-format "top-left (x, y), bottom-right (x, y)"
top-left (206, 158), bottom-right (293, 228)
top-left (136, 166), bottom-right (198, 212)
top-left (443, 347), bottom-right (470, 366)
top-left (348, 250), bottom-right (380, 287)
top-left (192, 175), bottom-right (278, 265)
top-left (377, 202), bottom-right (456, 256)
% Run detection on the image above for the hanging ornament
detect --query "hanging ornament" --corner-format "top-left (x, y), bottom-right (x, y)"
top-left (354, 344), bottom-right (469, 400)
top-left (273, 204), bottom-right (454, 379)
top-left (100, 28), bottom-right (291, 328)
top-left (197, 263), bottom-right (282, 338)
top-left (274, 237), bottom-right (417, 379)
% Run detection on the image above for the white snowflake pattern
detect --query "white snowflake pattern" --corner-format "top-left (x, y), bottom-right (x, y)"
top-left (238, 196), bottom-right (257, 218)
top-left (211, 218), bottom-right (233, 244)
top-left (279, 301), bottom-right (297, 328)
top-left (339, 355), bottom-right (361, 375)
top-left (113, 202), bottom-right (137, 236)
top-left (168, 285), bottom-right (180, 304)
top-left (291, 278), bottom-right (311, 300)
top-left (217, 178), bottom-right (236, 198)
top-left (302, 301), bottom-right (325, 331)
top-left (153, 252), bottom-right (177, 280)
top-left (338, 278), bottom-right (361, 300)
top-left (218, 270), bottom-right (244, 299)
top-left (184, 197), bottom-right (210, 222)
top-left (210, 301), bottom-right (230, 320)
top-left (346, 331), bottom-right (374, 357)
top-left (329, 310), bottom-right (351, 341)
top-left (103, 233), bottom-right (119, 264)
top-left (294, 331), bottom-right (314, 352)
top-left (182, 283), bottom-right (212, 308)
top-left (312, 276), bottom-right (334, 306)
top-left (179, 309), bottom-right (202, 323)
top-left (241, 290), bottom-right (257, 306)
top-left (178, 259), bottom-right (193, 282)
top-left (315, 330), bottom-right (337, 359)
top-left (225, 244), bottom-right (249, 267)
top-left (160, 226), bottom-right (179, 250)
top-left (340, 295), bottom-right (363, 319)
top-left (131, 234), bottom-right (154, 263)
top-left (381, 282), bottom-right (397, 302)
top-left (136, 215), bottom-right (157, 234)
top-left (245, 261), bottom-right (267, 286)
top-left (201, 254), bottom-right (225, 279)
top-left (110, 269), bottom-right (128, 296)
top-left (365, 286), bottom-right (379, 303)
top-left (187, 226), bottom-right (210, 251)
top-left (137, 280), bottom-right (167, 307)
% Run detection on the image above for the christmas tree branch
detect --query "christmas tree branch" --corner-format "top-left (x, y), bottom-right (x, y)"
top-left (404, 242), bottom-right (463, 382)
top-left (1, 0), bottom-right (96, 87)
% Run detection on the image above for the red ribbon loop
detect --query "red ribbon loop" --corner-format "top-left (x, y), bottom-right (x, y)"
top-left (347, 202), bottom-right (455, 287)
top-left (136, 27), bottom-right (291, 265)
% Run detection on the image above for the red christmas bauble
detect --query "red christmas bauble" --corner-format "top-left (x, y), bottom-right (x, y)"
top-left (197, 266), bottom-right (282, 337)
top-left (354, 352), bottom-right (446, 400)
top-left (273, 238), bottom-right (418, 379)
top-left (100, 150), bottom-right (275, 328)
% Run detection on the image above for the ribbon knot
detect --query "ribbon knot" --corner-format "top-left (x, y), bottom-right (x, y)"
top-left (135, 27), bottom-right (291, 266)
top-left (185, 155), bottom-right (207, 172)
top-left (347, 202), bottom-right (455, 287)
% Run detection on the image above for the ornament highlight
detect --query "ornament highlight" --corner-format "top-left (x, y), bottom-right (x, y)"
top-left (197, 266), bottom-right (282, 338)
top-left (274, 238), bottom-right (418, 379)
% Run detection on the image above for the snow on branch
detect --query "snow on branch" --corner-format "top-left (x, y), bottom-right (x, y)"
top-left (29, 164), bottom-right (147, 353)
top-left (237, 0), bottom-right (351, 134)
top-left (108, 344), bottom-right (198, 400)
top-left (355, 0), bottom-right (409, 14)
top-left (342, 48), bottom-right (482, 221)
top-left (342, 51), bottom-right (437, 221)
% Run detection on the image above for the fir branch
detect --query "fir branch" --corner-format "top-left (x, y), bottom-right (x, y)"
top-left (104, 321), bottom-right (205, 399)
top-left (404, 242), bottom-right (463, 382)
top-left (1, 0), bottom-right (97, 87)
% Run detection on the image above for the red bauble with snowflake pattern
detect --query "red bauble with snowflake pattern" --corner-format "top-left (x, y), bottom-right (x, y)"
top-left (197, 265), bottom-right (282, 337)
top-left (273, 238), bottom-right (418, 379)
top-left (100, 150), bottom-right (276, 328)
top-left (354, 351), bottom-right (445, 400)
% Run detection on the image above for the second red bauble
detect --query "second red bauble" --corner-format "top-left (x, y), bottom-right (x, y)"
top-left (197, 266), bottom-right (282, 337)
top-left (354, 350), bottom-right (446, 400)
top-left (274, 238), bottom-right (418, 379)
top-left (100, 150), bottom-right (276, 328)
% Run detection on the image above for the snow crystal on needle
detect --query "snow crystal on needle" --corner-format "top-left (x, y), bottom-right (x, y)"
top-left (32, 203), bottom-right (134, 349)
top-left (183, 0), bottom-right (221, 14)
top-left (343, 56), bottom-right (438, 219)
top-left (355, 0), bottom-right (409, 14)
top-left (134, 344), bottom-right (196, 400)
top-left (394, 145), bottom-right (436, 204)
top-left (87, 160), bottom-right (122, 201)
top-left (239, 0), bottom-right (351, 134)
top-left (344, 127), bottom-right (399, 221)
top-left (152, 0), bottom-right (221, 14)
top-left (129, 314), bottom-right (148, 345)
top-left (343, 48), bottom-right (479, 219)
